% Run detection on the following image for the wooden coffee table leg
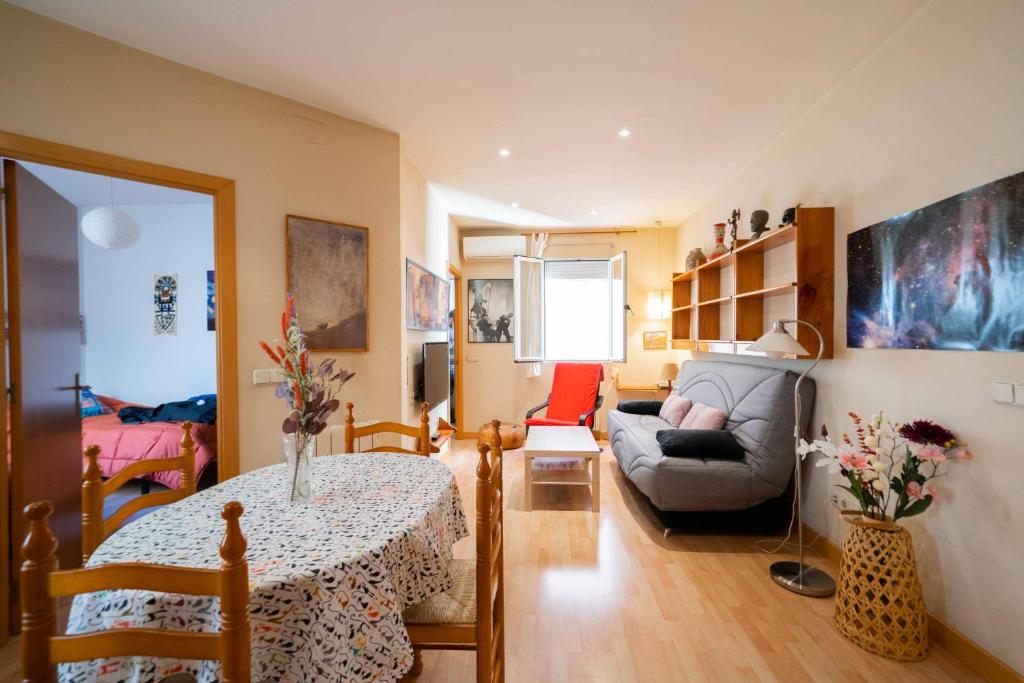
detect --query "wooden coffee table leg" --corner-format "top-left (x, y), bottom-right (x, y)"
top-left (591, 452), bottom-right (600, 513)
top-left (524, 454), bottom-right (533, 511)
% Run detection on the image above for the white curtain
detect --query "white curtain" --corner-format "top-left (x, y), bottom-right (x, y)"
top-left (527, 234), bottom-right (548, 377)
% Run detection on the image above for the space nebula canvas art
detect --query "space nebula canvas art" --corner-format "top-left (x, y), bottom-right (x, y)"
top-left (847, 170), bottom-right (1024, 351)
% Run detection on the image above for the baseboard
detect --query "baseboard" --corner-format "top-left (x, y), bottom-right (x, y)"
top-left (804, 525), bottom-right (1022, 683)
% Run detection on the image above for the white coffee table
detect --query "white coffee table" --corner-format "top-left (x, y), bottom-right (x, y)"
top-left (523, 426), bottom-right (602, 512)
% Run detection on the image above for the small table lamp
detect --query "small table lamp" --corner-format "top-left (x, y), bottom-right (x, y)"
top-left (747, 319), bottom-right (835, 597)
top-left (658, 363), bottom-right (679, 389)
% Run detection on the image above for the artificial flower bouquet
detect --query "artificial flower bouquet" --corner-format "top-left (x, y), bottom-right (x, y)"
top-left (799, 412), bottom-right (972, 523)
top-left (260, 294), bottom-right (354, 501)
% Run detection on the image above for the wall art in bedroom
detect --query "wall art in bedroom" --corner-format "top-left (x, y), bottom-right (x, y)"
top-left (154, 273), bottom-right (178, 336)
top-left (207, 270), bottom-right (216, 331)
top-left (405, 259), bottom-right (449, 331)
top-left (286, 214), bottom-right (369, 351)
top-left (847, 170), bottom-right (1024, 351)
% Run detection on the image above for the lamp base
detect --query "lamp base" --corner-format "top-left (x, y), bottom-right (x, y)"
top-left (770, 561), bottom-right (836, 597)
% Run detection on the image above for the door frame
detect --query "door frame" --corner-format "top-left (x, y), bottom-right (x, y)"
top-left (0, 130), bottom-right (239, 643)
top-left (448, 264), bottom-right (465, 438)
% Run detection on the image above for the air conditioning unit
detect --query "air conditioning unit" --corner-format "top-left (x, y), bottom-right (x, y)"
top-left (462, 235), bottom-right (527, 261)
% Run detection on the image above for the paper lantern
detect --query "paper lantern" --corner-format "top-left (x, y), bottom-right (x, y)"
top-left (80, 206), bottom-right (140, 250)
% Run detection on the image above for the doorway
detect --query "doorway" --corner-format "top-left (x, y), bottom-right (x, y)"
top-left (0, 130), bottom-right (238, 645)
top-left (448, 265), bottom-right (464, 437)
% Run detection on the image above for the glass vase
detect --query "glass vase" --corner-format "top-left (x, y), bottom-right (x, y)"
top-left (283, 433), bottom-right (315, 504)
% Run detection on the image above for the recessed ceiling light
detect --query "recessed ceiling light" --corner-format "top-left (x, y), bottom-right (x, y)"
top-left (511, 202), bottom-right (519, 208)
top-left (590, 210), bottom-right (599, 216)
top-left (498, 148), bottom-right (510, 158)
top-left (618, 128), bottom-right (631, 138)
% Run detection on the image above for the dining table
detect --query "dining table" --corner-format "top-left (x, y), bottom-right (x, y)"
top-left (59, 453), bottom-right (469, 683)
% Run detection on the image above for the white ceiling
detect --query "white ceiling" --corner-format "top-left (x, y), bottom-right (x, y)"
top-left (13, 0), bottom-right (923, 227)
top-left (18, 161), bottom-right (211, 207)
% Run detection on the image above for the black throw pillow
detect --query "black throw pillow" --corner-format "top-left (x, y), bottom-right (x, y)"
top-left (616, 400), bottom-right (663, 416)
top-left (656, 429), bottom-right (745, 459)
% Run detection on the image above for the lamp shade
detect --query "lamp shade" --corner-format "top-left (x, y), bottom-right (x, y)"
top-left (80, 207), bottom-right (140, 250)
top-left (646, 290), bottom-right (671, 320)
top-left (746, 320), bottom-right (809, 358)
top-left (658, 363), bottom-right (679, 382)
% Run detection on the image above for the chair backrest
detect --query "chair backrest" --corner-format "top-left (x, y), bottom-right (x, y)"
top-left (343, 402), bottom-right (434, 456)
top-left (81, 421), bottom-right (197, 563)
top-left (546, 363), bottom-right (604, 426)
top-left (477, 420), bottom-right (505, 683)
top-left (21, 499), bottom-right (250, 683)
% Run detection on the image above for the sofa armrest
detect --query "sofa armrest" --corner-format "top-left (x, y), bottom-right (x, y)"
top-left (615, 399), bottom-right (662, 416)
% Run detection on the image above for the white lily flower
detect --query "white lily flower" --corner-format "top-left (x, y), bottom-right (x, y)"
top-left (862, 469), bottom-right (879, 482)
top-left (865, 434), bottom-right (879, 449)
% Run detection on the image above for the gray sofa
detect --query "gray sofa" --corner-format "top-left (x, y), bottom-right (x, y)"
top-left (608, 360), bottom-right (814, 512)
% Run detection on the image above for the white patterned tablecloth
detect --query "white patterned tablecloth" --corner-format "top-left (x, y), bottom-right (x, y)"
top-left (61, 453), bottom-right (469, 683)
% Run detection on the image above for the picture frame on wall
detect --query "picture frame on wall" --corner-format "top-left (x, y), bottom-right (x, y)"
top-left (405, 258), bottom-right (449, 331)
top-left (643, 330), bottom-right (668, 350)
top-left (468, 278), bottom-right (514, 343)
top-left (286, 214), bottom-right (369, 351)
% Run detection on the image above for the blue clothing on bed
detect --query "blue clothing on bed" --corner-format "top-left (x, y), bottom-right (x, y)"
top-left (118, 397), bottom-right (217, 425)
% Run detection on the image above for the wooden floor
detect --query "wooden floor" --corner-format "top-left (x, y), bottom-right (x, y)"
top-left (0, 440), bottom-right (980, 682)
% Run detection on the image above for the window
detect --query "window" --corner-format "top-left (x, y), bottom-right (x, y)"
top-left (513, 253), bottom-right (626, 362)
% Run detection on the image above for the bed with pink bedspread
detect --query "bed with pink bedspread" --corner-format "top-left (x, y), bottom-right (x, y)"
top-left (82, 396), bottom-right (217, 490)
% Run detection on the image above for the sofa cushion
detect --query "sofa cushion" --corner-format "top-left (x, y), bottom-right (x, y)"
top-left (679, 402), bottom-right (727, 430)
top-left (616, 400), bottom-right (663, 416)
top-left (656, 429), bottom-right (745, 460)
top-left (658, 395), bottom-right (693, 426)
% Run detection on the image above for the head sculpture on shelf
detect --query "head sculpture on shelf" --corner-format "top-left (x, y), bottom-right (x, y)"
top-left (751, 210), bottom-right (770, 239)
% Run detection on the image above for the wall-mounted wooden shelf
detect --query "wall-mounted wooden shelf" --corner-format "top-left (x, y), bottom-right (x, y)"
top-left (668, 207), bottom-right (834, 359)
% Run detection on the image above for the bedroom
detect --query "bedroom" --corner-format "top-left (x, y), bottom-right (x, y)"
top-left (1, 160), bottom-right (219, 566)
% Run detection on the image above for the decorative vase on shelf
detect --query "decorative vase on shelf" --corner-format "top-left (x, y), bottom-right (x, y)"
top-left (708, 223), bottom-right (729, 260)
top-left (834, 511), bottom-right (929, 662)
top-left (684, 248), bottom-right (707, 271)
top-left (283, 433), bottom-right (316, 504)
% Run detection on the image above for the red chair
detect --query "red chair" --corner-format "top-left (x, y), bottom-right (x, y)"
top-left (524, 363), bottom-right (604, 432)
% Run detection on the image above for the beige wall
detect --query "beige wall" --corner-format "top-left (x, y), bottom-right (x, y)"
top-left (460, 227), bottom-right (677, 433)
top-left (399, 151), bottom-right (452, 432)
top-left (0, 3), bottom-right (405, 471)
top-left (675, 0), bottom-right (1024, 672)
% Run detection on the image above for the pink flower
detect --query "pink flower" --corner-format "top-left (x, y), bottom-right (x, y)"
top-left (949, 447), bottom-right (973, 460)
top-left (837, 446), bottom-right (870, 471)
top-left (905, 481), bottom-right (925, 501)
top-left (926, 485), bottom-right (940, 502)
top-left (915, 445), bottom-right (947, 463)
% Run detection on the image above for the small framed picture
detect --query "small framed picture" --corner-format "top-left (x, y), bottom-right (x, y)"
top-left (643, 330), bottom-right (668, 350)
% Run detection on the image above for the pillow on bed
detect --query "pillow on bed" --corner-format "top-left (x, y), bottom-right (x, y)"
top-left (80, 388), bottom-right (112, 418)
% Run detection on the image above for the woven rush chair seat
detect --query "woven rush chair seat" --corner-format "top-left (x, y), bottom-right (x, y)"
top-left (403, 559), bottom-right (477, 625)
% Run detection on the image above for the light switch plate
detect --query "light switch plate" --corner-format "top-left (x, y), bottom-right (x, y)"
top-left (1015, 385), bottom-right (1024, 407)
top-left (992, 382), bottom-right (1014, 404)
top-left (252, 369), bottom-right (271, 385)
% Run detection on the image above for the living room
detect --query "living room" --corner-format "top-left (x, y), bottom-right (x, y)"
top-left (0, 1), bottom-right (1022, 682)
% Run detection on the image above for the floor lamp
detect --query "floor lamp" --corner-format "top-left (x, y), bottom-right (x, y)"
top-left (747, 319), bottom-right (836, 597)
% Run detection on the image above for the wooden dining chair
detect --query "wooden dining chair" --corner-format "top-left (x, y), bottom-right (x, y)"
top-left (402, 419), bottom-right (505, 683)
top-left (20, 499), bottom-right (251, 683)
top-left (343, 402), bottom-right (436, 456)
top-left (81, 421), bottom-right (197, 563)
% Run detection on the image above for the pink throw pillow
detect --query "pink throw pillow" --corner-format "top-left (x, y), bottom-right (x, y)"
top-left (679, 402), bottom-right (727, 430)
top-left (658, 395), bottom-right (693, 426)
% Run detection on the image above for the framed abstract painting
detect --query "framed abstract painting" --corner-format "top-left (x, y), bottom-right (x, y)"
top-left (286, 215), bottom-right (369, 351)
top-left (406, 259), bottom-right (449, 331)
top-left (847, 170), bottom-right (1024, 351)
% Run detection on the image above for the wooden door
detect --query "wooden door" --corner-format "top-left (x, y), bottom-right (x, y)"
top-left (4, 160), bottom-right (83, 605)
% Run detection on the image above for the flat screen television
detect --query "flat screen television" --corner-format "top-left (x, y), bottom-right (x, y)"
top-left (419, 341), bottom-right (450, 410)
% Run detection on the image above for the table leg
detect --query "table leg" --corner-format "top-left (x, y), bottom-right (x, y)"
top-left (591, 452), bottom-right (600, 513)
top-left (524, 454), bottom-right (533, 511)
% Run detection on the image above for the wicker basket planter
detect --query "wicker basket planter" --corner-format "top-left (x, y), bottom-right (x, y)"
top-left (834, 510), bottom-right (929, 661)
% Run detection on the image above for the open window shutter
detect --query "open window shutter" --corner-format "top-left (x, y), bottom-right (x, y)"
top-left (610, 251), bottom-right (627, 362)
top-left (513, 255), bottom-right (544, 362)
